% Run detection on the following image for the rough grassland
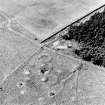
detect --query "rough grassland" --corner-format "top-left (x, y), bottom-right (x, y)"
top-left (0, 47), bottom-right (105, 105)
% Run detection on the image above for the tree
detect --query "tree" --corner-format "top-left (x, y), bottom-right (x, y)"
top-left (63, 8), bottom-right (105, 67)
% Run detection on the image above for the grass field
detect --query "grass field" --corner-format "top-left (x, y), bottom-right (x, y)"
top-left (0, 0), bottom-right (104, 41)
top-left (0, 47), bottom-right (105, 105)
top-left (15, 0), bottom-right (105, 41)
top-left (0, 26), bottom-right (41, 84)
top-left (0, 0), bottom-right (105, 105)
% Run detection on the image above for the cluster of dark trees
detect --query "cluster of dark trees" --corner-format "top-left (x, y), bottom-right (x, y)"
top-left (62, 9), bottom-right (105, 67)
